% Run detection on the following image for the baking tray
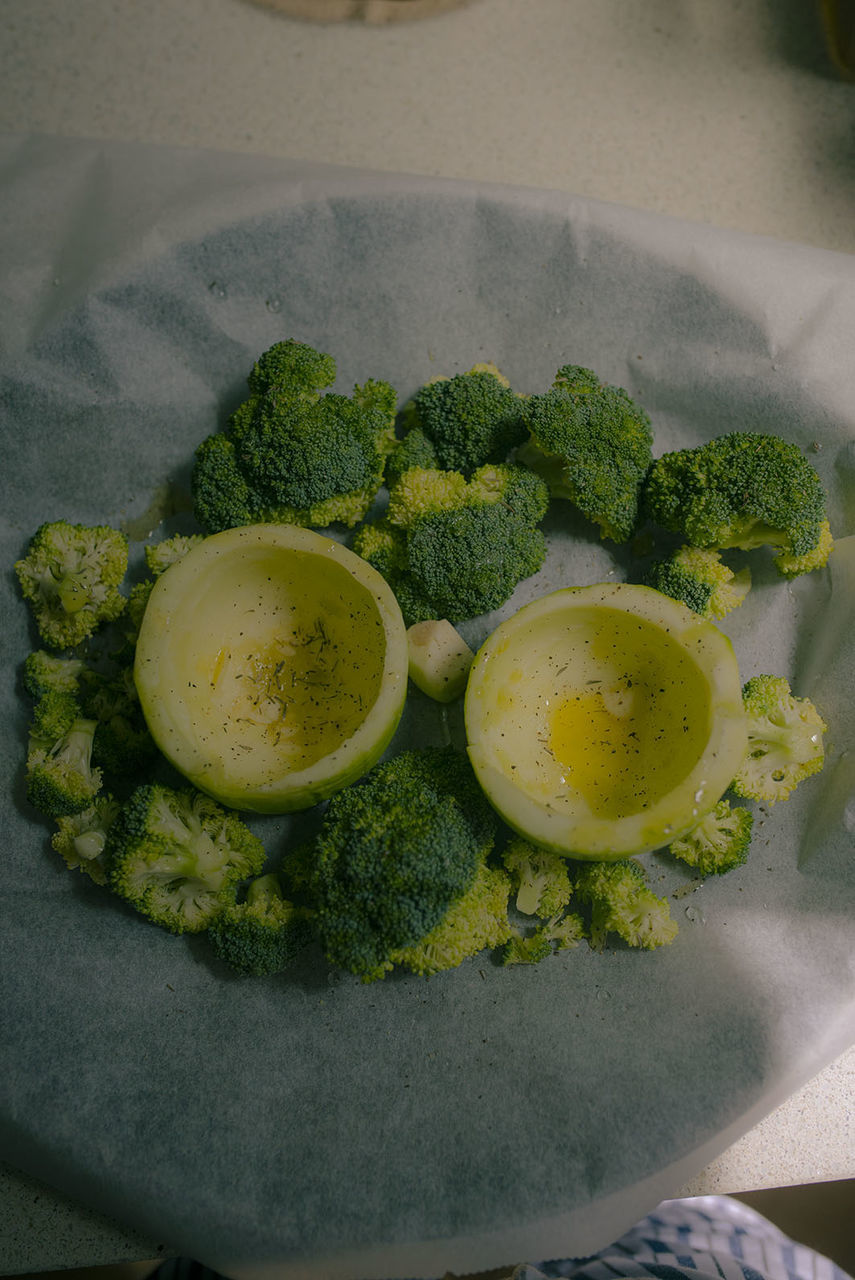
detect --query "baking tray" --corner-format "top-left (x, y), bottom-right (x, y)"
top-left (1, 134), bottom-right (854, 1280)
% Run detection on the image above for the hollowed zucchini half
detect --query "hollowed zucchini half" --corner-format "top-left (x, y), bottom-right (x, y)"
top-left (135, 524), bottom-right (408, 813)
top-left (464, 582), bottom-right (747, 859)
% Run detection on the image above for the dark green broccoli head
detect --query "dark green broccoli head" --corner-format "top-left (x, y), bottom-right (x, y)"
top-left (192, 432), bottom-right (259, 533)
top-left (246, 338), bottom-right (336, 399)
top-left (386, 426), bottom-right (440, 486)
top-left (15, 520), bottom-right (129, 650)
top-left (107, 784), bottom-right (266, 934)
top-left (207, 873), bottom-right (313, 977)
top-left (232, 393), bottom-right (387, 512)
top-left (308, 746), bottom-right (498, 978)
top-left (404, 366), bottom-right (528, 476)
top-left (642, 432), bottom-right (832, 575)
top-left (354, 463), bottom-right (549, 626)
top-left (519, 371), bottom-right (653, 542)
top-left (192, 341), bottom-right (396, 534)
top-left (403, 504), bottom-right (546, 624)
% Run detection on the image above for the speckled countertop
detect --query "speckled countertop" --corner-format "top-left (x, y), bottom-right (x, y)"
top-left (1, 0), bottom-right (853, 1272)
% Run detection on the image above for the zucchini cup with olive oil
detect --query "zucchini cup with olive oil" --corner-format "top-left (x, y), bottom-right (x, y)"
top-left (464, 583), bottom-right (747, 859)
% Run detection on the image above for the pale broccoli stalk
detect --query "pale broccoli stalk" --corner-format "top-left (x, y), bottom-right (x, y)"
top-left (107, 783), bottom-right (266, 934)
top-left (26, 716), bottom-right (102, 818)
top-left (144, 533), bottom-right (205, 577)
top-left (645, 546), bottom-right (751, 620)
top-left (668, 800), bottom-right (754, 876)
top-left (15, 520), bottom-right (128, 649)
top-left (501, 911), bottom-right (587, 966)
top-left (390, 861), bottom-right (515, 977)
top-left (573, 859), bottom-right (678, 950)
top-left (406, 619), bottom-right (474, 703)
top-left (501, 837), bottom-right (574, 918)
top-left (731, 675), bottom-right (827, 804)
top-left (207, 873), bottom-right (313, 977)
top-left (52, 793), bottom-right (122, 884)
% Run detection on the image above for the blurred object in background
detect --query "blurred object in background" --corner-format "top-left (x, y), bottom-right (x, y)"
top-left (246, 0), bottom-right (478, 21)
top-left (819, 0), bottom-right (855, 74)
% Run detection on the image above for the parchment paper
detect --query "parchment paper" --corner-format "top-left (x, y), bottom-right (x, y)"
top-left (1, 134), bottom-right (854, 1280)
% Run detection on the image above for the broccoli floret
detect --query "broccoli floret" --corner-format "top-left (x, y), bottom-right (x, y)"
top-left (642, 432), bottom-right (833, 576)
top-left (354, 464), bottom-right (549, 625)
top-left (403, 505), bottom-right (546, 622)
top-left (80, 664), bottom-right (158, 783)
top-left (107, 783), bottom-right (266, 934)
top-left (26, 716), bottom-right (102, 818)
top-left (144, 533), bottom-right (205, 577)
top-left (465, 462), bottom-right (552, 527)
top-left (190, 432), bottom-right (258, 533)
top-left (207, 872), bottom-right (313, 977)
top-left (246, 338), bottom-right (337, 399)
top-left (668, 799), bottom-right (754, 876)
top-left (391, 861), bottom-right (514, 977)
top-left (385, 426), bottom-right (440, 487)
top-left (307, 746), bottom-right (499, 979)
top-left (398, 363), bottom-right (527, 477)
top-left (501, 911), bottom-right (587, 965)
top-left (517, 365), bottom-right (653, 542)
top-left (501, 837), bottom-right (574, 918)
top-left (192, 340), bottom-right (396, 534)
top-left (30, 688), bottom-right (80, 742)
top-left (645, 546), bottom-right (751, 620)
top-left (15, 520), bottom-right (128, 649)
top-left (731, 675), bottom-right (826, 804)
top-left (352, 376), bottom-right (398, 427)
top-left (384, 466), bottom-right (470, 525)
top-left (573, 859), bottom-right (678, 950)
top-left (52, 793), bottom-right (122, 884)
top-left (22, 650), bottom-right (86, 700)
top-left (278, 839), bottom-right (318, 900)
top-left (351, 521), bottom-right (408, 580)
